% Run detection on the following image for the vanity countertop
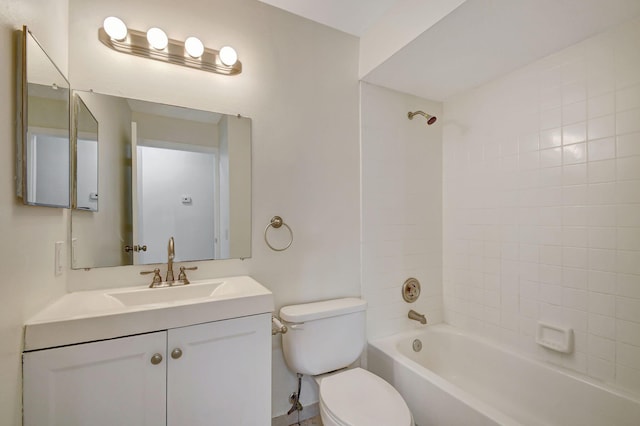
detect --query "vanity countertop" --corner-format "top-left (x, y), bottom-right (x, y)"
top-left (24, 275), bottom-right (274, 351)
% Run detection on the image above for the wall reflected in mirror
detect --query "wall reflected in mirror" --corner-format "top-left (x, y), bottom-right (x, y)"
top-left (16, 26), bottom-right (70, 208)
top-left (71, 91), bottom-right (252, 269)
top-left (73, 93), bottom-right (99, 211)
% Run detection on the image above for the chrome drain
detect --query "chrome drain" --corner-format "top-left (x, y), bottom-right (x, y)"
top-left (412, 338), bottom-right (422, 352)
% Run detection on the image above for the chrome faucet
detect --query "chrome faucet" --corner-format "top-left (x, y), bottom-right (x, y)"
top-left (408, 309), bottom-right (427, 324)
top-left (166, 237), bottom-right (175, 283)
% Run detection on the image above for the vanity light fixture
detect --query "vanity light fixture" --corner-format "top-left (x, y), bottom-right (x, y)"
top-left (103, 16), bottom-right (127, 41)
top-left (184, 36), bottom-right (204, 58)
top-left (146, 27), bottom-right (168, 50)
top-left (219, 46), bottom-right (238, 66)
top-left (98, 16), bottom-right (242, 75)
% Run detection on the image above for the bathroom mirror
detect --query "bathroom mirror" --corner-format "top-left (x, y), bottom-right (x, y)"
top-left (16, 26), bottom-right (71, 208)
top-left (73, 93), bottom-right (99, 211)
top-left (70, 91), bottom-right (252, 269)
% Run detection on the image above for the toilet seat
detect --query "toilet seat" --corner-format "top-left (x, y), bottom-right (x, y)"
top-left (318, 368), bottom-right (413, 426)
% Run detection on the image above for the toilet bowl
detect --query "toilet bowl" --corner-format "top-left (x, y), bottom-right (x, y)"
top-left (316, 368), bottom-right (413, 426)
top-left (279, 298), bottom-right (414, 426)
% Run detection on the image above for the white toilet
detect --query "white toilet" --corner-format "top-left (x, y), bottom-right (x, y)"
top-left (280, 298), bottom-right (413, 426)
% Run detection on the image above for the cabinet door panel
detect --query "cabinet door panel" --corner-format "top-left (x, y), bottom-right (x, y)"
top-left (167, 313), bottom-right (271, 426)
top-left (23, 332), bottom-right (166, 426)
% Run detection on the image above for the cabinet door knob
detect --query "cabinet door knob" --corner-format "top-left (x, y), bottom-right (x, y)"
top-left (150, 353), bottom-right (163, 365)
top-left (171, 348), bottom-right (183, 359)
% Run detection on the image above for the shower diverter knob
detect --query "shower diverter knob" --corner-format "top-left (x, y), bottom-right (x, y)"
top-left (402, 277), bottom-right (421, 303)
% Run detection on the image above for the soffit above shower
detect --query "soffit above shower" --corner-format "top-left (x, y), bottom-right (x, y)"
top-left (364, 0), bottom-right (640, 101)
top-left (259, 0), bottom-right (640, 102)
top-left (257, 0), bottom-right (466, 78)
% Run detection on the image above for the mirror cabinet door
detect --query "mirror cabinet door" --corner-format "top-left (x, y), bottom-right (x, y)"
top-left (16, 26), bottom-right (71, 208)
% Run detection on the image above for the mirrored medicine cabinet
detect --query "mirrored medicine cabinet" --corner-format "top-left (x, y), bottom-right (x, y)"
top-left (16, 26), bottom-right (71, 208)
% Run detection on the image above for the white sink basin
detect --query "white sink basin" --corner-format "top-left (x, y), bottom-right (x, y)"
top-left (108, 281), bottom-right (222, 306)
top-left (24, 275), bottom-right (274, 351)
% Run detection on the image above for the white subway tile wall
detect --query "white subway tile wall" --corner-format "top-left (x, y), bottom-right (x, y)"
top-left (361, 82), bottom-right (443, 340)
top-left (443, 17), bottom-right (640, 394)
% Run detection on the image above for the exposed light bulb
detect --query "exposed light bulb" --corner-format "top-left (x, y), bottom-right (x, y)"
top-left (103, 16), bottom-right (128, 41)
top-left (184, 36), bottom-right (204, 58)
top-left (146, 27), bottom-right (168, 50)
top-left (219, 46), bottom-right (237, 66)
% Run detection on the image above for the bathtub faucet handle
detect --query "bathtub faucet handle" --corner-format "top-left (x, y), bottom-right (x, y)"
top-left (408, 309), bottom-right (427, 325)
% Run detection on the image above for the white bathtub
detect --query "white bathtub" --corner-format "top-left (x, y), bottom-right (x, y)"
top-left (367, 325), bottom-right (640, 426)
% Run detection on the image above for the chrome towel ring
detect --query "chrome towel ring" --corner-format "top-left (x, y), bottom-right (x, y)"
top-left (264, 216), bottom-right (293, 251)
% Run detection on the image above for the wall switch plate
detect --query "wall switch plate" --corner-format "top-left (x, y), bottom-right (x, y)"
top-left (55, 241), bottom-right (64, 276)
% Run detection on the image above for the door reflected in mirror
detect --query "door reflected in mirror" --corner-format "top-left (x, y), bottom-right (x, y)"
top-left (17, 26), bottom-right (71, 208)
top-left (71, 92), bottom-right (251, 269)
top-left (73, 93), bottom-right (99, 211)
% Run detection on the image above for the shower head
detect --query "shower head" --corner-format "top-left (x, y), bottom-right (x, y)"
top-left (408, 110), bottom-right (437, 125)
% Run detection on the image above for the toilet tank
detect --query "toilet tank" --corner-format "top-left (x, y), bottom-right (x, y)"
top-left (280, 298), bottom-right (367, 376)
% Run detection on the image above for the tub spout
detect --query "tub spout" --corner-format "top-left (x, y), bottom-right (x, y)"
top-left (408, 309), bottom-right (427, 325)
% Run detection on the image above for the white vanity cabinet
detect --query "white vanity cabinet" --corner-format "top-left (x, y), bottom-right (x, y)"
top-left (23, 331), bottom-right (167, 425)
top-left (167, 313), bottom-right (271, 425)
top-left (23, 313), bottom-right (271, 426)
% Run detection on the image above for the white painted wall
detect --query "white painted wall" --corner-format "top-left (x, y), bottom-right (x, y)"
top-left (67, 0), bottom-right (360, 417)
top-left (0, 0), bottom-right (69, 424)
top-left (27, 96), bottom-right (68, 130)
top-left (443, 16), bottom-right (640, 394)
top-left (132, 111), bottom-right (219, 149)
top-left (361, 82), bottom-right (443, 340)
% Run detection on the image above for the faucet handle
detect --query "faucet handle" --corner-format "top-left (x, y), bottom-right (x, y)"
top-left (140, 268), bottom-right (162, 287)
top-left (178, 266), bottom-right (198, 284)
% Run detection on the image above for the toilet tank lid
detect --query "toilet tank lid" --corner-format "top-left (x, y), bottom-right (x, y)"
top-left (280, 298), bottom-right (366, 323)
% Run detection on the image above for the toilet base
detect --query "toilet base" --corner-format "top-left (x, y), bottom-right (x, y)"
top-left (320, 399), bottom-right (415, 426)
top-left (319, 399), bottom-right (341, 426)
top-left (315, 368), bottom-right (414, 426)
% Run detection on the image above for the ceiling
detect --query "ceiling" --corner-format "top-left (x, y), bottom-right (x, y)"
top-left (259, 0), bottom-right (640, 101)
top-left (257, 0), bottom-right (400, 37)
